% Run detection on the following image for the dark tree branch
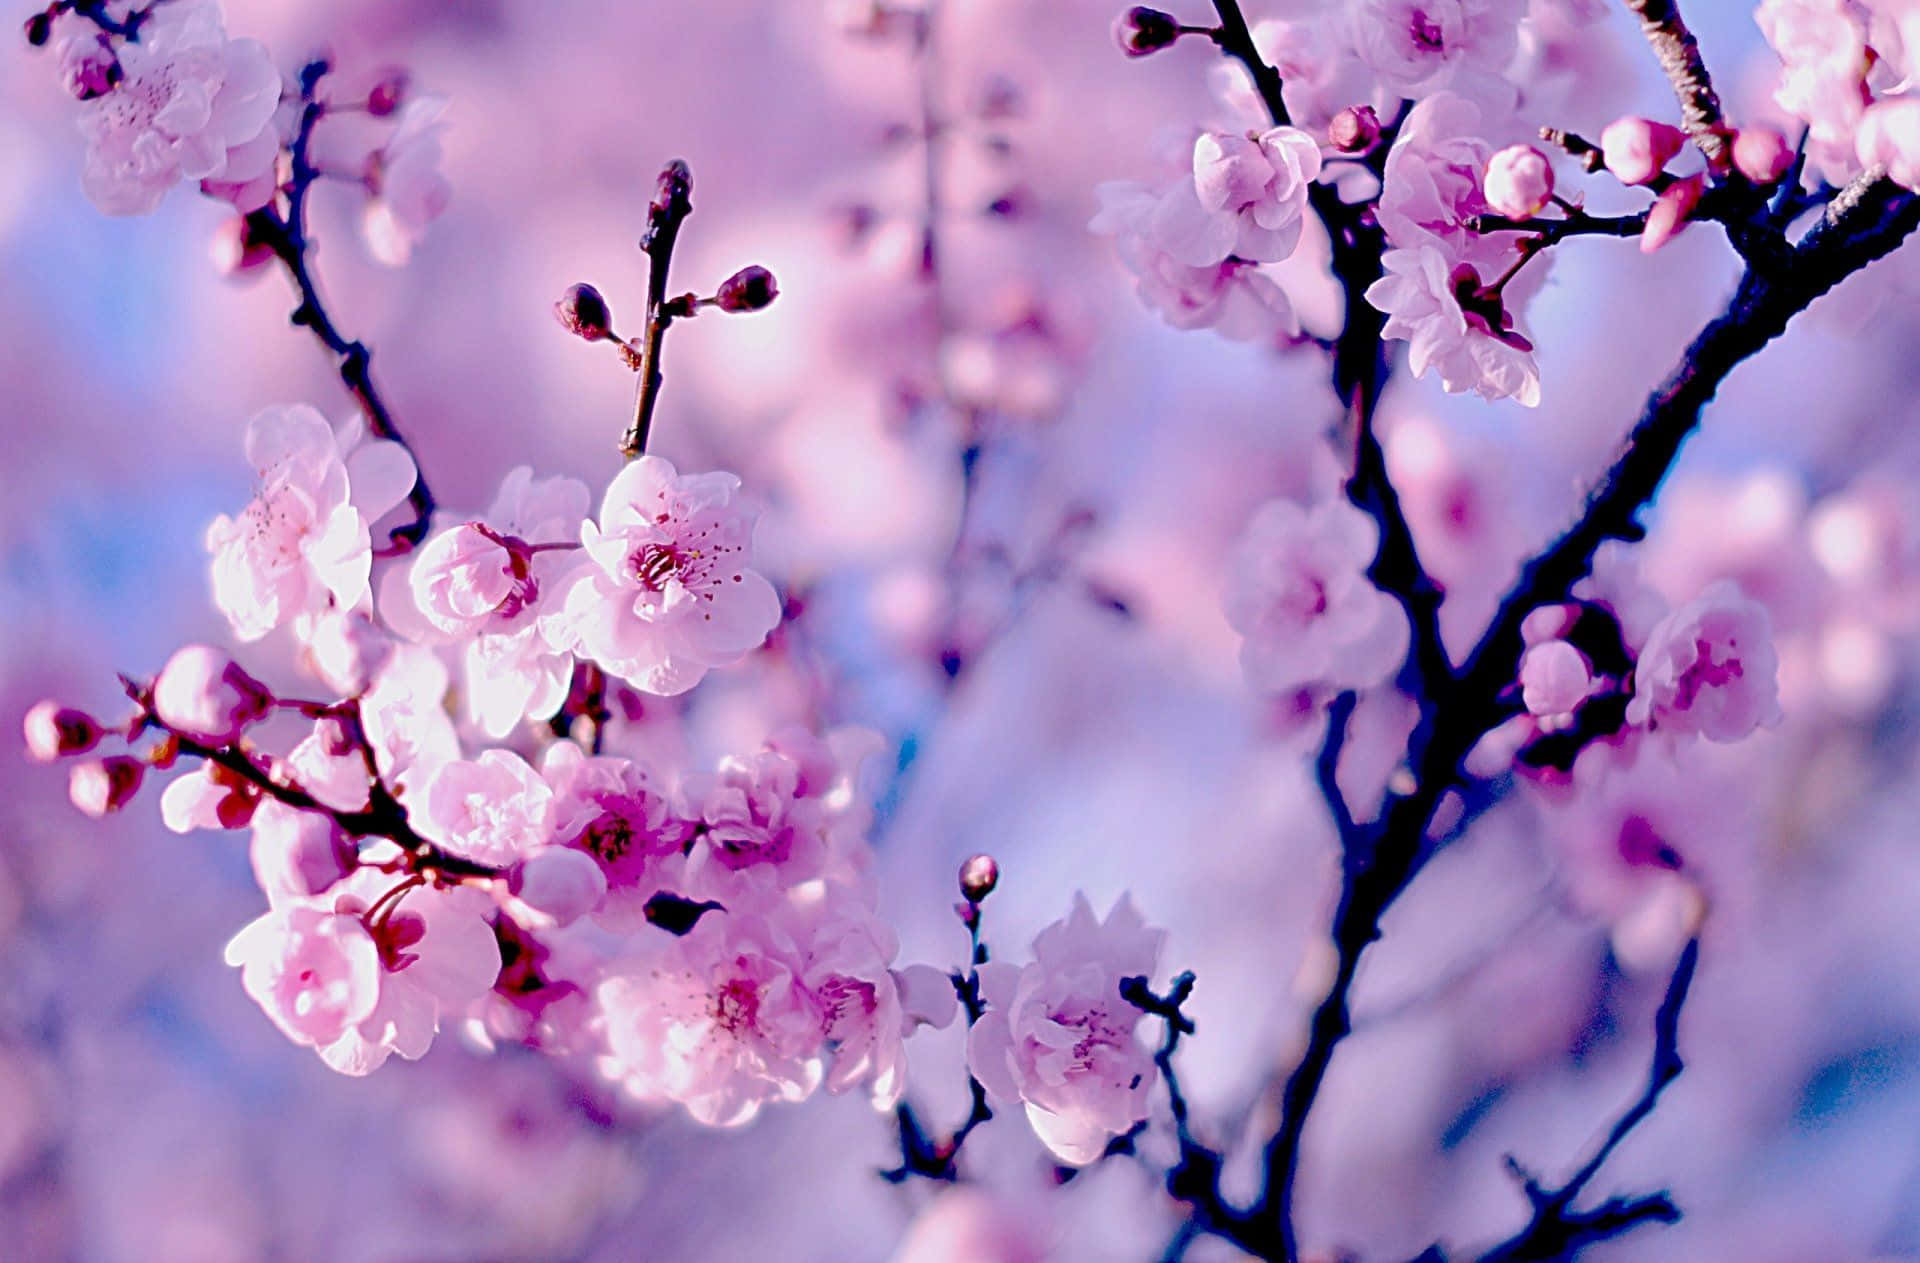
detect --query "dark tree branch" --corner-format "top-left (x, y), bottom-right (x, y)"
top-left (243, 60), bottom-right (436, 553)
top-left (1620, 0), bottom-right (1729, 170)
top-left (1468, 939), bottom-right (1700, 1263)
top-left (621, 159), bottom-right (695, 460)
top-left (882, 890), bottom-right (995, 1182)
top-left (1315, 692), bottom-right (1360, 845)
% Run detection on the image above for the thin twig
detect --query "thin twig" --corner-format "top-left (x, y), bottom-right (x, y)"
top-left (1620, 0), bottom-right (1729, 170)
top-left (620, 159), bottom-right (694, 460)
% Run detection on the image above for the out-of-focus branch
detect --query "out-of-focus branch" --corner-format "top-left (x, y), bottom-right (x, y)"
top-left (244, 59), bottom-right (437, 553)
top-left (1467, 938), bottom-right (1700, 1262)
top-left (621, 159), bottom-right (695, 460)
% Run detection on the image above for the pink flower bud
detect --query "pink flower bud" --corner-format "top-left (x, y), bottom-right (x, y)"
top-left (714, 265), bottom-right (779, 313)
top-left (1600, 117), bottom-right (1687, 186)
top-left (1329, 105), bottom-right (1382, 155)
top-left (152, 645), bottom-right (275, 744)
top-left (70, 756), bottom-right (144, 817)
top-left (1732, 126), bottom-right (1793, 185)
top-left (1483, 145), bottom-right (1555, 219)
top-left (23, 700), bottom-right (102, 761)
top-left (1113, 7), bottom-right (1183, 57)
top-left (510, 848), bottom-right (607, 927)
top-left (958, 853), bottom-right (999, 903)
top-left (1520, 640), bottom-right (1596, 720)
top-left (367, 68), bottom-right (410, 117)
top-left (1640, 173), bottom-right (1704, 254)
top-left (554, 283), bottom-right (613, 341)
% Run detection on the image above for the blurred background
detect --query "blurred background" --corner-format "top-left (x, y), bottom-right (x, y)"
top-left (6, 1), bottom-right (1920, 1259)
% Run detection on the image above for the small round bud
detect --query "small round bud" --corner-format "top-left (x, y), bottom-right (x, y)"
top-left (152, 645), bottom-right (275, 744)
top-left (1640, 172), bottom-right (1704, 254)
top-left (511, 848), bottom-right (608, 927)
top-left (1328, 106), bottom-right (1382, 155)
top-left (23, 700), bottom-right (102, 761)
top-left (1113, 7), bottom-right (1182, 57)
top-left (1599, 117), bottom-right (1687, 186)
top-left (554, 283), bottom-right (614, 341)
top-left (367, 68), bottom-right (409, 117)
top-left (958, 853), bottom-right (999, 903)
top-left (714, 265), bottom-right (779, 313)
top-left (1482, 144), bottom-right (1555, 219)
top-left (70, 757), bottom-right (144, 818)
top-left (24, 12), bottom-right (51, 47)
top-left (1732, 125), bottom-right (1793, 185)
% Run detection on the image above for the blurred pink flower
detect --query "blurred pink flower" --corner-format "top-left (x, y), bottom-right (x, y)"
top-left (966, 893), bottom-right (1163, 1166)
top-left (75, 0), bottom-right (282, 215)
top-left (362, 95), bottom-right (451, 267)
top-left (1226, 496), bottom-right (1410, 694)
top-left (1350, 0), bottom-right (1523, 99)
top-left (1627, 581), bottom-right (1783, 742)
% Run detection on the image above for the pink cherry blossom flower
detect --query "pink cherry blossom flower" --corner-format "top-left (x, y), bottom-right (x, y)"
top-left (222, 902), bottom-right (382, 1050)
top-left (1187, 125), bottom-right (1323, 264)
top-left (786, 883), bottom-right (931, 1110)
top-left (1626, 581), bottom-right (1784, 742)
top-left (1756, 0), bottom-right (1869, 172)
top-left (409, 467), bottom-right (589, 737)
top-left (297, 609), bottom-right (394, 696)
top-left (1349, 0), bottom-right (1524, 100)
top-left (358, 646), bottom-right (459, 790)
top-left (544, 454), bottom-right (782, 696)
top-left (684, 749), bottom-right (832, 893)
top-left (595, 906), bottom-right (826, 1126)
top-left (151, 644), bottom-right (274, 743)
top-left (541, 743), bottom-right (696, 929)
top-left (247, 800), bottom-right (355, 905)
top-left (1225, 496), bottom-right (1411, 695)
top-left (314, 874), bottom-right (502, 1076)
top-left (965, 893), bottom-right (1164, 1166)
top-left (1239, 14), bottom-right (1376, 131)
top-left (1090, 181), bottom-right (1300, 341)
top-left (416, 749), bottom-right (557, 867)
top-left (362, 95), bottom-right (451, 267)
top-left (205, 404), bottom-right (417, 643)
top-left (74, 0), bottom-right (283, 216)
top-left (1377, 92), bottom-right (1494, 254)
top-left (1366, 245), bottom-right (1541, 406)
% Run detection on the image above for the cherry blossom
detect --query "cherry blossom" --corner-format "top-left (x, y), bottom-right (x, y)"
top-left (595, 904), bottom-right (826, 1126)
top-left (205, 404), bottom-right (418, 643)
top-left (966, 893), bottom-right (1164, 1166)
top-left (73, 0), bottom-right (282, 216)
top-left (1186, 125), bottom-right (1323, 264)
top-left (1225, 495), bottom-right (1411, 695)
top-left (541, 742), bottom-right (697, 930)
top-left (1377, 92), bottom-right (1495, 257)
top-left (1349, 0), bottom-right (1523, 101)
top-left (246, 800), bottom-right (356, 905)
top-left (362, 95), bottom-right (452, 266)
top-left (223, 902), bottom-right (382, 1051)
top-left (1366, 245), bottom-right (1541, 406)
top-left (416, 749), bottom-right (558, 867)
top-left (1520, 639), bottom-right (1598, 725)
top-left (544, 454), bottom-right (782, 696)
top-left (1091, 182), bottom-right (1298, 339)
top-left (1626, 581), bottom-right (1784, 742)
top-left (151, 644), bottom-right (273, 743)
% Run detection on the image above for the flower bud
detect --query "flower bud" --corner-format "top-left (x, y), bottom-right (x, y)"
top-left (152, 645), bottom-right (274, 744)
top-left (714, 265), bottom-right (779, 313)
top-left (1113, 7), bottom-right (1183, 57)
top-left (1520, 640), bottom-right (1597, 721)
top-left (958, 853), bottom-right (999, 903)
top-left (554, 283), bottom-right (614, 341)
top-left (1600, 117), bottom-right (1687, 186)
top-left (1640, 172), bottom-right (1704, 254)
top-left (210, 216), bottom-right (276, 278)
top-left (510, 848), bottom-right (608, 927)
top-left (23, 700), bottom-right (102, 761)
top-left (367, 68), bottom-right (409, 117)
top-left (71, 756), bottom-right (144, 817)
top-left (646, 159), bottom-right (693, 242)
top-left (1483, 144), bottom-right (1554, 219)
top-left (1328, 105), bottom-right (1381, 155)
top-left (24, 12), bottom-right (51, 47)
top-left (1732, 126), bottom-right (1793, 185)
